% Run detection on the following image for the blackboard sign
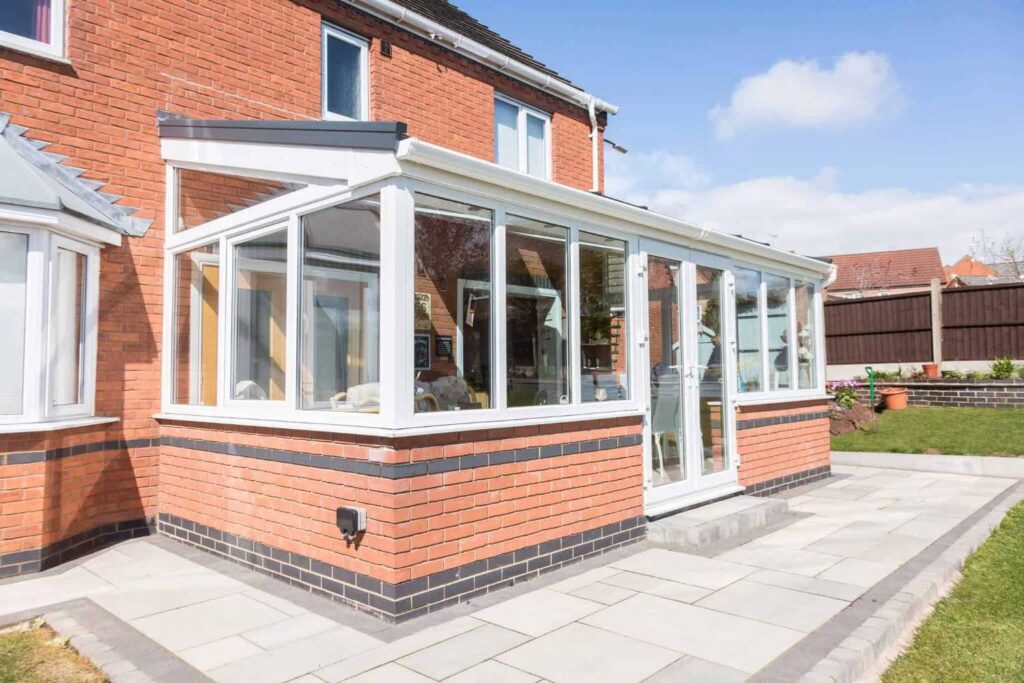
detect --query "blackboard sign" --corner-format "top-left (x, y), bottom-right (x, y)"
top-left (435, 335), bottom-right (453, 359)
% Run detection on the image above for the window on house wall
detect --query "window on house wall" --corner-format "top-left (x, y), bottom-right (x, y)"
top-left (734, 267), bottom-right (762, 393)
top-left (300, 196), bottom-right (381, 411)
top-left (795, 282), bottom-right (818, 389)
top-left (322, 23), bottom-right (369, 121)
top-left (231, 229), bottom-right (289, 402)
top-left (579, 232), bottom-right (628, 402)
top-left (506, 215), bottom-right (569, 406)
top-left (0, 232), bottom-right (28, 415)
top-left (173, 244), bottom-right (220, 406)
top-left (765, 274), bottom-right (792, 390)
top-left (0, 0), bottom-right (64, 59)
top-left (494, 96), bottom-right (550, 179)
top-left (412, 194), bottom-right (493, 413)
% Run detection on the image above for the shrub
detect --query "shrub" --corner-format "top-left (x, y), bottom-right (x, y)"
top-left (991, 357), bottom-right (1016, 379)
top-left (827, 379), bottom-right (860, 409)
top-left (1018, 365), bottom-right (1024, 379)
top-left (943, 369), bottom-right (964, 379)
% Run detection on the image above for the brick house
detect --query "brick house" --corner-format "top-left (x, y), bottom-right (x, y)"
top-left (825, 247), bottom-right (945, 300)
top-left (0, 0), bottom-right (835, 620)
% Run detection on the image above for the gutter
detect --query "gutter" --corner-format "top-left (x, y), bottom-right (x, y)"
top-left (396, 138), bottom-right (833, 278)
top-left (342, 0), bottom-right (619, 115)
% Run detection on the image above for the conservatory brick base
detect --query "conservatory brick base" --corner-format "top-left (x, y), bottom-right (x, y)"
top-left (736, 399), bottom-right (832, 496)
top-left (157, 416), bottom-right (645, 621)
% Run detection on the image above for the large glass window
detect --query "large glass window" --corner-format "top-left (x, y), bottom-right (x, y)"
top-left (0, 232), bottom-right (28, 415)
top-left (579, 232), bottom-right (628, 402)
top-left (412, 195), bottom-right (493, 413)
top-left (173, 244), bottom-right (220, 406)
top-left (0, 0), bottom-right (63, 57)
top-left (734, 267), bottom-right (762, 392)
top-left (765, 274), bottom-right (792, 390)
top-left (506, 215), bottom-right (569, 406)
top-left (494, 96), bottom-right (550, 179)
top-left (176, 168), bottom-right (305, 233)
top-left (232, 229), bottom-right (288, 401)
top-left (323, 24), bottom-right (367, 120)
top-left (50, 247), bottom-right (86, 407)
top-left (301, 196), bottom-right (381, 412)
top-left (795, 282), bottom-right (818, 389)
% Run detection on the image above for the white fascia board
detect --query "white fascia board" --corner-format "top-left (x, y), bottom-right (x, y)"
top-left (0, 204), bottom-right (121, 246)
top-left (395, 138), bottom-right (833, 280)
top-left (343, 0), bottom-right (618, 115)
top-left (160, 138), bottom-right (402, 186)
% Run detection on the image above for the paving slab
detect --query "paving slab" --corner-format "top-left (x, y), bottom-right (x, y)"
top-left (131, 593), bottom-right (290, 652)
top-left (610, 548), bottom-right (755, 589)
top-left (443, 659), bottom-right (540, 683)
top-left (472, 589), bottom-right (603, 637)
top-left (695, 579), bottom-right (849, 632)
top-left (398, 624), bottom-right (529, 680)
top-left (645, 655), bottom-right (749, 683)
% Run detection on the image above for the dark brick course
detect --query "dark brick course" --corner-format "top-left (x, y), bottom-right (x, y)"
top-left (745, 465), bottom-right (832, 497)
top-left (0, 518), bottom-right (154, 579)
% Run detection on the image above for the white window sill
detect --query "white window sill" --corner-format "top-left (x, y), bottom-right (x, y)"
top-left (0, 416), bottom-right (119, 435)
top-left (155, 406), bottom-right (644, 438)
top-left (0, 36), bottom-right (69, 65)
top-left (733, 392), bottom-right (829, 407)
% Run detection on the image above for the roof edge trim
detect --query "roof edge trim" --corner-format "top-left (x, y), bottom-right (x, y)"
top-left (157, 113), bottom-right (408, 151)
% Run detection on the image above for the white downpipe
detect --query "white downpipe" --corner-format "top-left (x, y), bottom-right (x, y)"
top-left (346, 0), bottom-right (619, 115)
top-left (587, 99), bottom-right (599, 193)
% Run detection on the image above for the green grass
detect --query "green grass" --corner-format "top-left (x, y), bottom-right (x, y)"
top-left (0, 621), bottom-right (106, 683)
top-left (831, 406), bottom-right (1024, 456)
top-left (883, 501), bottom-right (1024, 682)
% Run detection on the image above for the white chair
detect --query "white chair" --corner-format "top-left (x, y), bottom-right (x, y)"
top-left (651, 374), bottom-right (681, 479)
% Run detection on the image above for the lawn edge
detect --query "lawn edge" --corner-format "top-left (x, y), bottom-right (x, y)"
top-left (832, 451), bottom-right (1024, 478)
top-left (799, 479), bottom-right (1024, 683)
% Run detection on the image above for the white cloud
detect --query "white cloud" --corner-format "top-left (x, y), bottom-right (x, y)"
top-left (605, 150), bottom-right (711, 197)
top-left (607, 152), bottom-right (1024, 261)
top-left (709, 52), bottom-right (901, 139)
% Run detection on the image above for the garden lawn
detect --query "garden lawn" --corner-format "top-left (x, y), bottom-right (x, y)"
top-left (831, 406), bottom-right (1024, 456)
top-left (883, 501), bottom-right (1024, 682)
top-left (0, 621), bottom-right (106, 683)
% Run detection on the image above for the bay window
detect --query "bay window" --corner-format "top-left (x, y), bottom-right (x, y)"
top-left (0, 0), bottom-right (65, 60)
top-left (0, 226), bottom-right (99, 427)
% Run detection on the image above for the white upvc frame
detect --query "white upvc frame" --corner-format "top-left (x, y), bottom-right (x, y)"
top-left (0, 223), bottom-right (100, 429)
top-left (321, 22), bottom-right (370, 122)
top-left (494, 93), bottom-right (553, 180)
top-left (0, 0), bottom-right (66, 62)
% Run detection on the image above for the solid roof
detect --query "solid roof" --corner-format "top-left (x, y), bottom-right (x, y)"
top-left (827, 247), bottom-right (945, 291)
top-left (0, 113), bottom-right (149, 235)
top-left (384, 0), bottom-right (575, 87)
top-left (157, 113), bottom-right (407, 150)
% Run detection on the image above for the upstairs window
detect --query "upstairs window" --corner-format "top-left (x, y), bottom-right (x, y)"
top-left (0, 0), bottom-right (65, 59)
top-left (322, 23), bottom-right (369, 121)
top-left (494, 95), bottom-right (550, 179)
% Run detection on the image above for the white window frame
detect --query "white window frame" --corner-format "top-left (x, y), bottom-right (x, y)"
top-left (0, 0), bottom-right (66, 62)
top-left (321, 22), bottom-right (370, 122)
top-left (494, 94), bottom-right (552, 180)
top-left (0, 224), bottom-right (99, 428)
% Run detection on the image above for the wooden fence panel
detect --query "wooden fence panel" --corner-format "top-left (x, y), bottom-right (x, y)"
top-left (942, 284), bottom-right (1024, 360)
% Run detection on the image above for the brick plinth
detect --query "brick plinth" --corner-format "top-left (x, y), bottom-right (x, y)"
top-left (736, 400), bottom-right (831, 489)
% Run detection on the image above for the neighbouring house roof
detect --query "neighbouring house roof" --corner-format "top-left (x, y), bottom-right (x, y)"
top-left (384, 0), bottom-right (574, 86)
top-left (826, 247), bottom-right (945, 292)
top-left (0, 113), bottom-right (150, 236)
top-left (157, 112), bottom-right (408, 150)
top-left (944, 255), bottom-right (997, 280)
top-left (945, 254), bottom-right (1024, 286)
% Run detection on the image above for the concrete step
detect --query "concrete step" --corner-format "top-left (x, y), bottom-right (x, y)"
top-left (647, 495), bottom-right (795, 552)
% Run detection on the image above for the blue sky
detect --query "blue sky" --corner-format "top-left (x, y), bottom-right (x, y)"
top-left (458, 0), bottom-right (1024, 261)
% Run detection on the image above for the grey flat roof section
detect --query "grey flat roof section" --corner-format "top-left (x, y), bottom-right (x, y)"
top-left (157, 113), bottom-right (408, 151)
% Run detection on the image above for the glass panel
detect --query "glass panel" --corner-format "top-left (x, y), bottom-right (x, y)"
top-left (734, 267), bottom-right (762, 392)
top-left (647, 256), bottom-right (683, 485)
top-left (506, 215), bottom-right (569, 407)
top-left (177, 168), bottom-right (305, 232)
top-left (0, 232), bottom-right (28, 415)
top-left (232, 229), bottom-right (288, 401)
top-left (765, 274), bottom-right (792, 390)
top-left (795, 282), bottom-right (818, 389)
top-left (300, 196), bottom-right (381, 411)
top-left (525, 114), bottom-right (546, 178)
top-left (413, 195), bottom-right (493, 413)
top-left (51, 247), bottom-right (86, 406)
top-left (173, 244), bottom-right (220, 406)
top-left (696, 266), bottom-right (727, 475)
top-left (325, 33), bottom-right (363, 119)
top-left (579, 232), bottom-right (628, 402)
top-left (494, 99), bottom-right (519, 171)
top-left (0, 0), bottom-right (50, 42)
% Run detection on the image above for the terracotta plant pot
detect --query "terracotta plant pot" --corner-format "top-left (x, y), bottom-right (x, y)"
top-left (923, 363), bottom-right (940, 378)
top-left (879, 387), bottom-right (909, 411)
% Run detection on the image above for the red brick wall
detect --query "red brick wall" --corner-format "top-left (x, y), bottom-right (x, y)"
top-left (159, 417), bottom-right (642, 585)
top-left (0, 425), bottom-right (157, 561)
top-left (736, 401), bottom-right (831, 486)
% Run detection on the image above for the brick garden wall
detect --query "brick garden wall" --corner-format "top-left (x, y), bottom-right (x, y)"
top-left (157, 415), bottom-right (644, 620)
top-left (736, 400), bottom-right (831, 495)
top-left (853, 379), bottom-right (1024, 409)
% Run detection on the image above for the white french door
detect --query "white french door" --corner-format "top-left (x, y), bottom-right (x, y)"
top-left (640, 240), bottom-right (739, 514)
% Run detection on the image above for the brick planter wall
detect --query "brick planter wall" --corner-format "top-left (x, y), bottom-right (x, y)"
top-left (853, 379), bottom-right (1024, 408)
top-left (157, 415), bottom-right (645, 621)
top-left (736, 399), bottom-right (832, 495)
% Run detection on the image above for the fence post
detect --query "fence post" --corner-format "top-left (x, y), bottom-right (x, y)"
top-left (930, 278), bottom-right (943, 365)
